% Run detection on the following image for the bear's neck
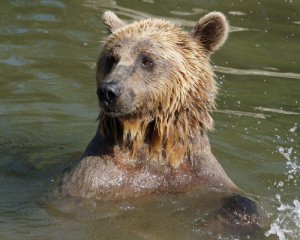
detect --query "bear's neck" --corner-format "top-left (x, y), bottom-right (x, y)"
top-left (98, 112), bottom-right (211, 168)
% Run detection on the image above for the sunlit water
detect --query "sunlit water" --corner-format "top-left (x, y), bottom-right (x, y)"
top-left (0, 0), bottom-right (299, 239)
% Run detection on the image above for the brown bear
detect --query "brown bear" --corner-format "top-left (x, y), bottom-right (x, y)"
top-left (59, 11), bottom-right (262, 228)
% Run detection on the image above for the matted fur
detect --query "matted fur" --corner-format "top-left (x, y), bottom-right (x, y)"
top-left (97, 16), bottom-right (222, 168)
top-left (59, 14), bottom-right (263, 229)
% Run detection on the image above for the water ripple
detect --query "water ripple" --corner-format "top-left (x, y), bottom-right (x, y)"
top-left (255, 107), bottom-right (300, 115)
top-left (83, 1), bottom-right (254, 32)
top-left (17, 14), bottom-right (58, 22)
top-left (214, 109), bottom-right (269, 119)
top-left (214, 66), bottom-right (300, 80)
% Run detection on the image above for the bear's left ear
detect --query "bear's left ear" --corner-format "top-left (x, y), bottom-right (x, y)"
top-left (191, 12), bottom-right (229, 54)
top-left (102, 11), bottom-right (126, 34)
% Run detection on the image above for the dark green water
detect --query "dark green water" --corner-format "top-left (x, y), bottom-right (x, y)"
top-left (0, 0), bottom-right (299, 239)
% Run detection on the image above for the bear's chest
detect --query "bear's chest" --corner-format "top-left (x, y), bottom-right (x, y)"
top-left (60, 156), bottom-right (206, 200)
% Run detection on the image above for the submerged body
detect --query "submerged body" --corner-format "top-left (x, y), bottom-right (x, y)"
top-left (60, 11), bottom-right (262, 228)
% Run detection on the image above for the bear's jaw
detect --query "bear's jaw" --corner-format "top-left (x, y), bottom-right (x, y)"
top-left (98, 102), bottom-right (139, 118)
top-left (101, 109), bottom-right (137, 118)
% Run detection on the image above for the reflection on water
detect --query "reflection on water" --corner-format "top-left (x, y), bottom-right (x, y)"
top-left (0, 0), bottom-right (299, 239)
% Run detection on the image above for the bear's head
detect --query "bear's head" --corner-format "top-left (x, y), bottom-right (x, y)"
top-left (96, 11), bottom-right (229, 167)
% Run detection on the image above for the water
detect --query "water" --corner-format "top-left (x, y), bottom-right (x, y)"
top-left (0, 0), bottom-right (299, 239)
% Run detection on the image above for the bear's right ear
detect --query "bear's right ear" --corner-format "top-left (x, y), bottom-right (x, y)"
top-left (102, 11), bottom-right (126, 34)
top-left (191, 12), bottom-right (229, 54)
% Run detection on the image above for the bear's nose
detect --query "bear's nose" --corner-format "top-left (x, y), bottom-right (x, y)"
top-left (97, 83), bottom-right (120, 106)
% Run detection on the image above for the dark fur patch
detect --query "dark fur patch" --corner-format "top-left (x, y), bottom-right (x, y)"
top-left (219, 195), bottom-right (263, 227)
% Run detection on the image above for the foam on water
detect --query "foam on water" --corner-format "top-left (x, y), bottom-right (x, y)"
top-left (265, 194), bottom-right (300, 240)
top-left (265, 124), bottom-right (300, 240)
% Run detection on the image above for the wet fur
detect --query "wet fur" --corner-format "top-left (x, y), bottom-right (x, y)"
top-left (59, 11), bottom-right (262, 229)
top-left (98, 16), bottom-right (219, 168)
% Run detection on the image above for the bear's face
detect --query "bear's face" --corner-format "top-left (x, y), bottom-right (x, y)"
top-left (97, 11), bottom-right (229, 121)
top-left (97, 35), bottom-right (170, 118)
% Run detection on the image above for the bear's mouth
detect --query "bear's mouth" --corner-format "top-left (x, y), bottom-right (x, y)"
top-left (100, 107), bottom-right (137, 118)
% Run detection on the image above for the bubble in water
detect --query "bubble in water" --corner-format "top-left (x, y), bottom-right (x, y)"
top-left (277, 181), bottom-right (284, 188)
top-left (289, 124), bottom-right (297, 133)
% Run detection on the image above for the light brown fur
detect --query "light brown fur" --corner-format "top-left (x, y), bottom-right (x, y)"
top-left (98, 16), bottom-right (219, 168)
top-left (60, 11), bottom-right (240, 199)
top-left (58, 12), bottom-right (264, 230)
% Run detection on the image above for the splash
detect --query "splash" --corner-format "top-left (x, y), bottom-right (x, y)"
top-left (265, 124), bottom-right (300, 240)
top-left (277, 146), bottom-right (300, 177)
top-left (265, 194), bottom-right (300, 240)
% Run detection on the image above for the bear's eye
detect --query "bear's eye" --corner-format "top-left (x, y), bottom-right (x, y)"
top-left (105, 55), bottom-right (118, 73)
top-left (141, 54), bottom-right (154, 69)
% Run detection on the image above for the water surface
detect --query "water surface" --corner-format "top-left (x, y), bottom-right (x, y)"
top-left (0, 0), bottom-right (299, 239)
